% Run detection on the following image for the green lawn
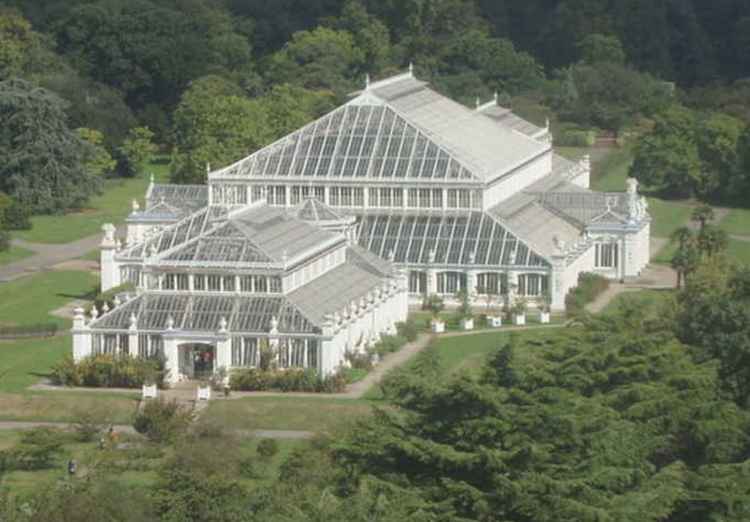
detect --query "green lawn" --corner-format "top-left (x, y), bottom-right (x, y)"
top-left (0, 245), bottom-right (35, 265)
top-left (721, 208), bottom-right (750, 236)
top-left (728, 239), bottom-right (750, 265)
top-left (590, 146), bottom-right (634, 192)
top-left (647, 198), bottom-right (694, 239)
top-left (600, 289), bottom-right (675, 317)
top-left (0, 270), bottom-right (97, 328)
top-left (202, 397), bottom-right (373, 434)
top-left (14, 158), bottom-right (170, 244)
top-left (0, 336), bottom-right (71, 392)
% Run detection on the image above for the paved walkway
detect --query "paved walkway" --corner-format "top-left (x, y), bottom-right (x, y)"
top-left (0, 234), bottom-right (103, 282)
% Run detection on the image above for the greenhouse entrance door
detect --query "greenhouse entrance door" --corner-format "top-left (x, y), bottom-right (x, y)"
top-left (178, 343), bottom-right (215, 380)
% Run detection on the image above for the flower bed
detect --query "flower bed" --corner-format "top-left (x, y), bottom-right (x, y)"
top-left (51, 355), bottom-right (167, 389)
top-left (229, 368), bottom-right (347, 393)
top-left (0, 323), bottom-right (58, 339)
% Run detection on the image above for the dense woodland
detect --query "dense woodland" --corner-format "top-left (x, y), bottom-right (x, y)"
top-left (1, 0), bottom-right (750, 223)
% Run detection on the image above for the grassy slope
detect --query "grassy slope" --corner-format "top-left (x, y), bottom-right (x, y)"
top-left (0, 270), bottom-right (98, 328)
top-left (202, 396), bottom-right (373, 434)
top-left (14, 158), bottom-right (170, 244)
top-left (721, 208), bottom-right (750, 236)
top-left (0, 430), bottom-right (303, 496)
top-left (0, 245), bottom-right (35, 266)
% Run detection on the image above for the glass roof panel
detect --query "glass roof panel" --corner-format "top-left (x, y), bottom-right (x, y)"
top-left (216, 104), bottom-right (482, 181)
top-left (355, 213), bottom-right (548, 268)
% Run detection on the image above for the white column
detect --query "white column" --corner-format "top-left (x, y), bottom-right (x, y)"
top-left (215, 336), bottom-right (231, 371)
top-left (71, 308), bottom-right (91, 362)
top-left (163, 337), bottom-right (179, 384)
top-left (100, 223), bottom-right (120, 291)
top-left (402, 188), bottom-right (408, 209)
top-left (549, 259), bottom-right (566, 311)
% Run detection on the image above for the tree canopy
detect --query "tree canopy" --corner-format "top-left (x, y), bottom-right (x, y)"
top-left (0, 78), bottom-right (99, 213)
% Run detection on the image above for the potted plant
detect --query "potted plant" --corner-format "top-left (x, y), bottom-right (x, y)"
top-left (423, 294), bottom-right (445, 333)
top-left (456, 289), bottom-right (473, 331)
top-left (484, 290), bottom-right (502, 327)
top-left (512, 298), bottom-right (527, 326)
top-left (539, 291), bottom-right (552, 324)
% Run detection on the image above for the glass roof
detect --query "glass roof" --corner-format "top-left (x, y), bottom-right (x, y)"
top-left (90, 293), bottom-right (319, 334)
top-left (356, 212), bottom-right (548, 268)
top-left (120, 207), bottom-right (224, 260)
top-left (215, 103), bottom-right (478, 181)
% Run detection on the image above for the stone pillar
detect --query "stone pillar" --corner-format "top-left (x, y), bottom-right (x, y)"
top-left (71, 308), bottom-right (91, 362)
top-left (549, 257), bottom-right (566, 311)
top-left (163, 337), bottom-right (179, 384)
top-left (466, 269), bottom-right (478, 303)
top-left (128, 313), bottom-right (138, 358)
top-left (268, 316), bottom-right (280, 366)
top-left (507, 270), bottom-right (518, 303)
top-left (215, 337), bottom-right (231, 372)
top-left (100, 223), bottom-right (120, 291)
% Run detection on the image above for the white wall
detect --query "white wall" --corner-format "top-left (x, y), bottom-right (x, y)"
top-left (482, 150), bottom-right (552, 209)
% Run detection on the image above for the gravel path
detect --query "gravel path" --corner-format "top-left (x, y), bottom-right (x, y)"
top-left (0, 234), bottom-right (103, 282)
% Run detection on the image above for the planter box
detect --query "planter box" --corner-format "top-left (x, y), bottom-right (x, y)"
top-left (487, 316), bottom-right (503, 328)
top-left (431, 319), bottom-right (446, 333)
top-left (142, 384), bottom-right (158, 400)
top-left (460, 317), bottom-right (474, 331)
top-left (197, 386), bottom-right (211, 401)
top-left (540, 311), bottom-right (551, 324)
top-left (513, 314), bottom-right (526, 326)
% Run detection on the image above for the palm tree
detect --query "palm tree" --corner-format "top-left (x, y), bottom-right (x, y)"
top-left (672, 226), bottom-right (694, 249)
top-left (697, 225), bottom-right (729, 258)
top-left (691, 204), bottom-right (714, 231)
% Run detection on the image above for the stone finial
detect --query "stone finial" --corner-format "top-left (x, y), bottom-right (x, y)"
top-left (206, 162), bottom-right (211, 175)
top-left (101, 302), bottom-right (110, 314)
top-left (115, 239), bottom-right (122, 251)
top-left (113, 295), bottom-right (121, 308)
top-left (132, 199), bottom-right (140, 212)
top-left (166, 315), bottom-right (174, 330)
top-left (365, 73), bottom-right (370, 89)
top-left (545, 117), bottom-right (550, 130)
top-left (626, 177), bottom-right (639, 195)
top-left (219, 316), bottom-right (228, 333)
top-left (149, 242), bottom-right (158, 257)
top-left (475, 97), bottom-right (481, 109)
top-left (129, 313), bottom-right (137, 329)
top-left (469, 251), bottom-right (476, 264)
top-left (269, 316), bottom-right (278, 332)
top-left (408, 62), bottom-right (414, 76)
top-left (90, 306), bottom-right (99, 320)
top-left (149, 173), bottom-right (155, 185)
top-left (388, 249), bottom-right (395, 262)
top-left (493, 91), bottom-right (498, 104)
top-left (74, 307), bottom-right (85, 319)
top-left (101, 223), bottom-right (116, 245)
top-left (428, 248), bottom-right (436, 264)
top-left (581, 154), bottom-right (591, 171)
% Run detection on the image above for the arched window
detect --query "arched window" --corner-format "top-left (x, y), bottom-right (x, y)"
top-left (437, 272), bottom-right (466, 294)
top-left (409, 271), bottom-right (427, 294)
top-left (518, 274), bottom-right (549, 297)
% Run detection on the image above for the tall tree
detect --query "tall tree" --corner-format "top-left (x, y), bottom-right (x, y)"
top-left (0, 79), bottom-right (99, 213)
top-left (170, 76), bottom-right (270, 184)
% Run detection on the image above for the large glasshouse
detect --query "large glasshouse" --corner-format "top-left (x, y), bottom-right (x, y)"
top-left (73, 68), bottom-right (650, 382)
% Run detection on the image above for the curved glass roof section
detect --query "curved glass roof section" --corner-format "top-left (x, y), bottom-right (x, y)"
top-left (356, 212), bottom-right (548, 268)
top-left (215, 103), bottom-right (478, 181)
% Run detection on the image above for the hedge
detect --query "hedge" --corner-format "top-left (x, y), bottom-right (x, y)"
top-left (0, 323), bottom-right (58, 339)
top-left (51, 354), bottom-right (167, 389)
top-left (229, 368), bottom-right (347, 393)
top-left (565, 272), bottom-right (611, 316)
top-left (556, 128), bottom-right (597, 147)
